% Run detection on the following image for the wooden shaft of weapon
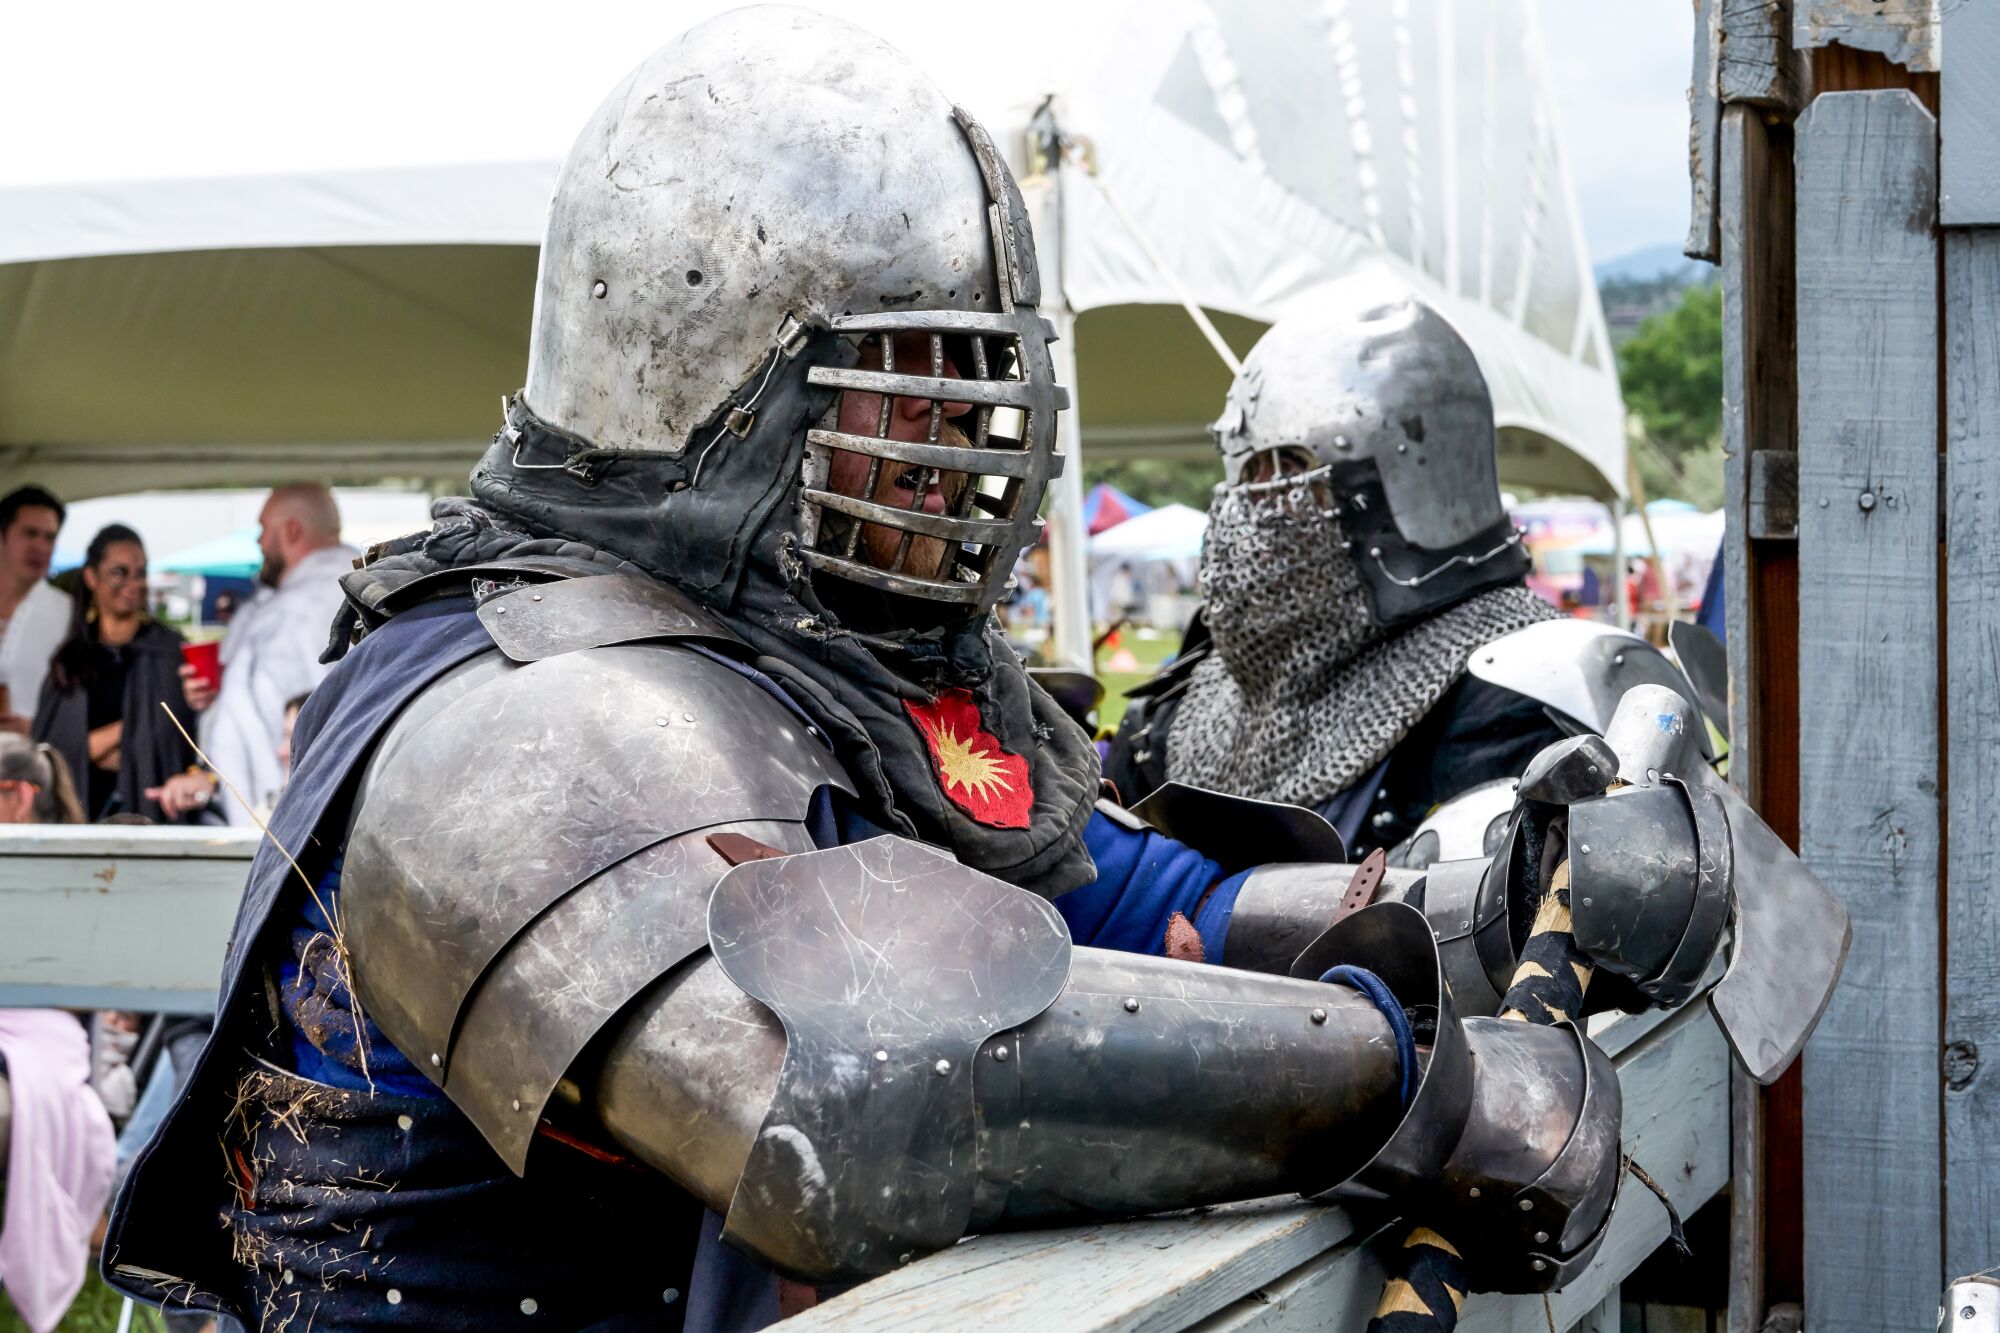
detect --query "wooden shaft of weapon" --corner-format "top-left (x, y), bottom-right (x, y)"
top-left (1365, 860), bottom-right (1589, 1333)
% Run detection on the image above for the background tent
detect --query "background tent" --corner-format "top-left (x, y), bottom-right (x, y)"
top-left (1083, 483), bottom-right (1154, 535)
top-left (0, 0), bottom-right (1623, 664)
top-left (156, 530), bottom-right (263, 580)
top-left (1089, 503), bottom-right (1209, 563)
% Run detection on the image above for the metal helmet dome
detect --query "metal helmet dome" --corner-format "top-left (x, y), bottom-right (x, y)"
top-left (1210, 273), bottom-right (1527, 625)
top-left (512, 6), bottom-right (1065, 614)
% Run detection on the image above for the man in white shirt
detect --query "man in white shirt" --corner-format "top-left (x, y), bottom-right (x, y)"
top-left (174, 485), bottom-right (359, 823)
top-left (0, 486), bottom-right (71, 733)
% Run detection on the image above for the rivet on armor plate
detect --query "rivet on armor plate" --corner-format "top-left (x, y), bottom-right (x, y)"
top-left (1531, 1259), bottom-right (1547, 1272)
top-left (663, 1290), bottom-right (680, 1305)
top-left (430, 1053), bottom-right (441, 1068)
top-left (684, 712), bottom-right (696, 722)
top-left (657, 717), bottom-right (670, 727)
top-left (387, 1290), bottom-right (403, 1306)
top-left (1468, 1187), bottom-right (1481, 1198)
top-left (512, 1099), bottom-right (522, 1111)
top-left (934, 1059), bottom-right (952, 1076)
top-left (521, 1298), bottom-right (539, 1315)
top-left (591, 280), bottom-right (607, 299)
top-left (874, 1049), bottom-right (889, 1062)
top-left (397, 1115), bottom-right (413, 1131)
top-left (531, 593), bottom-right (543, 601)
top-left (1578, 844), bottom-right (1590, 854)
top-left (1582, 898), bottom-right (1593, 908)
top-left (1518, 1198), bottom-right (1534, 1211)
top-left (1535, 1231), bottom-right (1549, 1244)
top-left (1123, 997), bottom-right (1140, 1013)
top-left (1310, 1008), bottom-right (1328, 1025)
top-left (991, 1045), bottom-right (1010, 1061)
top-left (495, 606), bottom-right (507, 615)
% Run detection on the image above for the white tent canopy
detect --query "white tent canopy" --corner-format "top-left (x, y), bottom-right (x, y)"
top-left (0, 0), bottom-right (1625, 660)
top-left (1089, 504), bottom-right (1209, 562)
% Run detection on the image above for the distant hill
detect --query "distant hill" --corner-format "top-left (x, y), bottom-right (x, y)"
top-left (1594, 243), bottom-right (1709, 287)
top-left (1594, 243), bottom-right (1716, 346)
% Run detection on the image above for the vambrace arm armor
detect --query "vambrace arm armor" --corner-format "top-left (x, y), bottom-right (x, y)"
top-left (1145, 686), bottom-right (1849, 1088)
top-left (590, 847), bottom-right (1619, 1292)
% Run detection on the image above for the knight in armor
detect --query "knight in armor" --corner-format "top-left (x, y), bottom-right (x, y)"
top-left (105, 11), bottom-right (1842, 1332)
top-left (1105, 282), bottom-right (1716, 862)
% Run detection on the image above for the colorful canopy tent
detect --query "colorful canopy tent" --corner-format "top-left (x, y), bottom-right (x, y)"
top-left (0, 0), bottom-right (1623, 663)
top-left (155, 530), bottom-right (263, 580)
top-left (1088, 503), bottom-right (1209, 563)
top-left (1083, 484), bottom-right (1154, 535)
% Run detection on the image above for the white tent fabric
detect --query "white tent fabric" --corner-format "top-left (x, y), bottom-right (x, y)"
top-left (1089, 504), bottom-right (1209, 562)
top-left (0, 0), bottom-right (1620, 506)
top-left (1050, 0), bottom-right (1624, 500)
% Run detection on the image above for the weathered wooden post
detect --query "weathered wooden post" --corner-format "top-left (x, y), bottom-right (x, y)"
top-left (1696, 2), bottom-right (1988, 1328)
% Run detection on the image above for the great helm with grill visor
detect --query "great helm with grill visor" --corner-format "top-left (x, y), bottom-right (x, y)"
top-left (508, 7), bottom-right (1066, 621)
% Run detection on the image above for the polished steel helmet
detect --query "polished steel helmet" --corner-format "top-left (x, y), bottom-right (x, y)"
top-left (1211, 274), bottom-right (1528, 625)
top-left (516, 6), bottom-right (1065, 614)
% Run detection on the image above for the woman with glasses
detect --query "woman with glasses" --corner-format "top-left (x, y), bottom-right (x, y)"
top-left (31, 524), bottom-right (198, 822)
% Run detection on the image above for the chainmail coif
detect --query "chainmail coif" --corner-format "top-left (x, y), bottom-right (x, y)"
top-left (1167, 484), bottom-right (1556, 808)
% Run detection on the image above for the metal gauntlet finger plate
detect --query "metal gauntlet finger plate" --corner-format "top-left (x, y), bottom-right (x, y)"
top-left (709, 836), bottom-right (1073, 1281)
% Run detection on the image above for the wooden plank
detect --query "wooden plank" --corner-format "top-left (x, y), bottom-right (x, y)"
top-left (1688, 0), bottom-right (1724, 262)
top-left (1794, 89), bottom-right (1941, 1332)
top-left (1943, 229), bottom-right (2000, 1279)
top-left (0, 826), bottom-right (255, 1013)
top-left (781, 1199), bottom-right (1360, 1333)
top-left (1187, 1003), bottom-right (1732, 1333)
top-left (1794, 0), bottom-right (1939, 73)
top-left (1721, 0), bottom-right (1803, 110)
top-left (1941, 0), bottom-right (2000, 225)
top-left (1717, 100), bottom-right (1799, 1332)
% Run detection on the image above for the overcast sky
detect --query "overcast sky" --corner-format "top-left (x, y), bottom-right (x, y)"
top-left (0, 0), bottom-right (1693, 266)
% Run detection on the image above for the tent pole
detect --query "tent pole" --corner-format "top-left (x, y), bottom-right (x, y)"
top-left (1610, 494), bottom-right (1631, 630)
top-left (1045, 308), bottom-right (1092, 669)
top-left (1023, 121), bottom-right (1093, 671)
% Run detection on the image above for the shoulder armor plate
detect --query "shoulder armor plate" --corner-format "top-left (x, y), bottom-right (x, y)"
top-left (1467, 620), bottom-right (1716, 760)
top-left (1130, 781), bottom-right (1346, 873)
top-left (343, 639), bottom-right (854, 1169)
top-left (478, 571), bottom-right (746, 662)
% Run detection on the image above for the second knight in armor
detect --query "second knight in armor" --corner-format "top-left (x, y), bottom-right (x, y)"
top-left (1106, 282), bottom-right (1691, 858)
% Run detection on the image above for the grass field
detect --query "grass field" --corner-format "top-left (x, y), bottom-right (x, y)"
top-left (2, 1271), bottom-right (155, 1333)
top-left (1094, 627), bottom-right (1181, 733)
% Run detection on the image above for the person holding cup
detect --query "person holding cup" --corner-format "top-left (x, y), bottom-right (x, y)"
top-left (30, 524), bottom-right (198, 822)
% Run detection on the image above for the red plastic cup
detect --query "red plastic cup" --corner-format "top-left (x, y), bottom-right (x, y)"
top-left (181, 641), bottom-right (223, 691)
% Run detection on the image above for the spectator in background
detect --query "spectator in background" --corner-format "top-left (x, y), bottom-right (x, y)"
top-left (0, 485), bottom-right (70, 735)
top-left (0, 734), bottom-right (85, 825)
top-left (0, 736), bottom-right (119, 1333)
top-left (179, 486), bottom-right (356, 825)
top-left (0, 1010), bottom-right (117, 1333)
top-left (31, 525), bottom-right (196, 822)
